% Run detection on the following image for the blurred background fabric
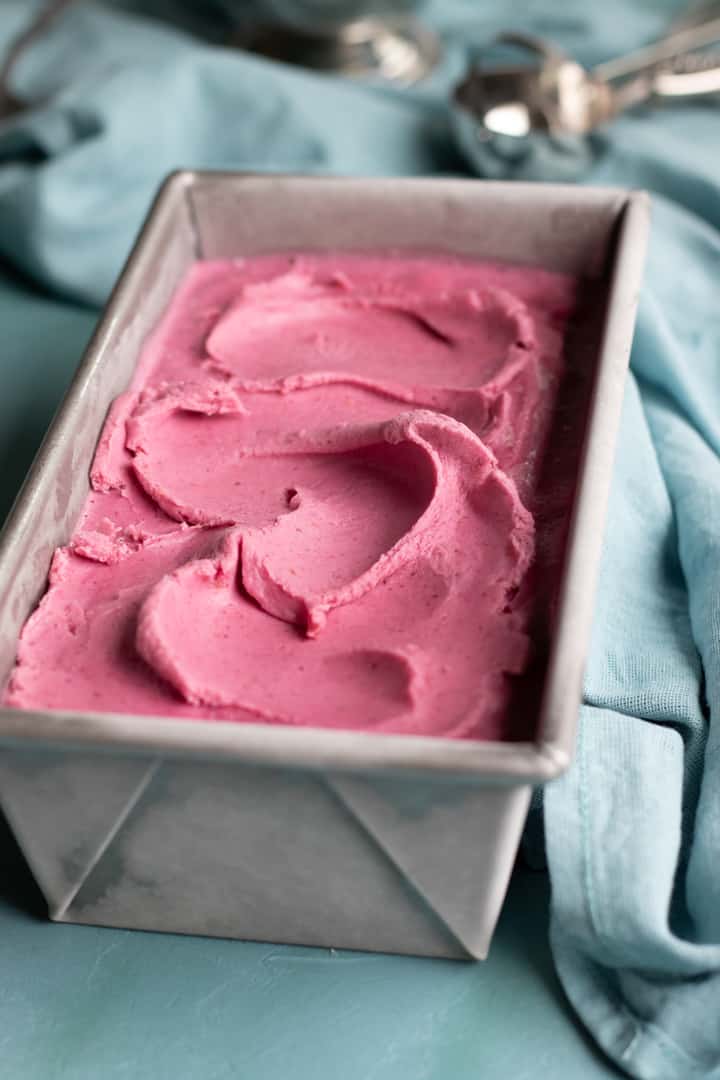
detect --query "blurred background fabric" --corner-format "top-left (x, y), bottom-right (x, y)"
top-left (0, 4), bottom-right (719, 1079)
top-left (0, 0), bottom-right (711, 304)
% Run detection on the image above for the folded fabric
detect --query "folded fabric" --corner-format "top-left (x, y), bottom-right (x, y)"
top-left (546, 200), bottom-right (720, 1075)
top-left (0, 0), bottom-right (459, 303)
top-left (0, 3), bottom-right (719, 1078)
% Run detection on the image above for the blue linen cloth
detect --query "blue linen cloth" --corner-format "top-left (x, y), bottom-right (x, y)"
top-left (0, 3), bottom-right (718, 1077)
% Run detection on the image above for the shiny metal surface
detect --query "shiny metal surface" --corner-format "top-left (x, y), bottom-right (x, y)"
top-left (238, 14), bottom-right (440, 82)
top-left (453, 17), bottom-right (720, 181)
top-left (231, 0), bottom-right (440, 82)
top-left (0, 174), bottom-right (648, 956)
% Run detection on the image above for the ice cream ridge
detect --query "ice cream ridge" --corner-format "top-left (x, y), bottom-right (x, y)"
top-left (4, 254), bottom-right (580, 740)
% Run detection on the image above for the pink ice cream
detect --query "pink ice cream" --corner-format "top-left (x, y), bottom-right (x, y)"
top-left (3, 254), bottom-right (580, 740)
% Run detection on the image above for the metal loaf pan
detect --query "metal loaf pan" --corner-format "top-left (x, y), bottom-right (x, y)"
top-left (0, 174), bottom-right (648, 959)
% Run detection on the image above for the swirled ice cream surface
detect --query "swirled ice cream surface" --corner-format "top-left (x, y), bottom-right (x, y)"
top-left (4, 254), bottom-right (582, 740)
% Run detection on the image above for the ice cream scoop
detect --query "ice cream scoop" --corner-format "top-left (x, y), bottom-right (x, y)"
top-left (453, 19), bottom-right (720, 181)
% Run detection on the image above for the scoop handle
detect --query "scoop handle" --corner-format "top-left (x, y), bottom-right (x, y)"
top-left (592, 16), bottom-right (720, 87)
